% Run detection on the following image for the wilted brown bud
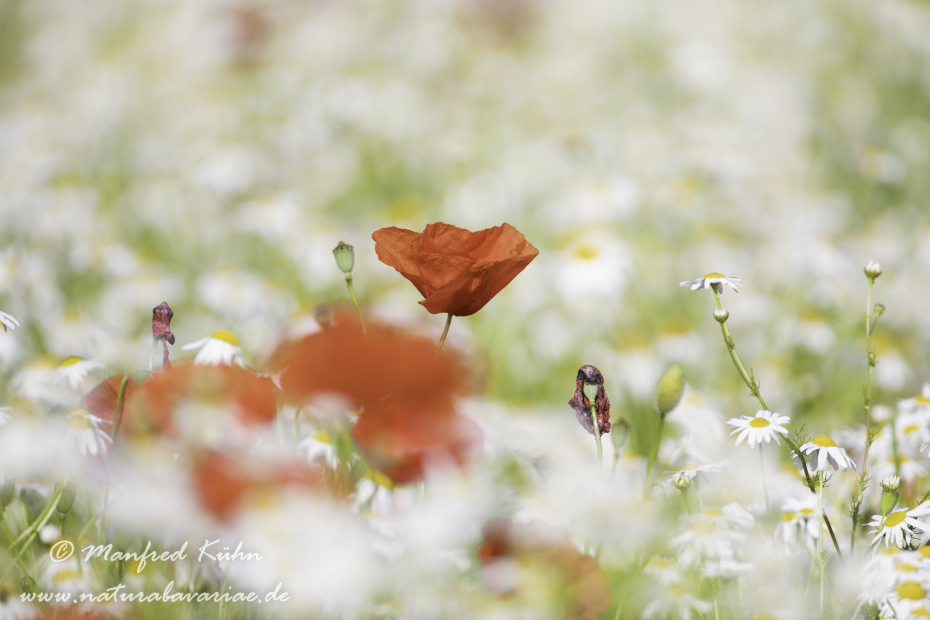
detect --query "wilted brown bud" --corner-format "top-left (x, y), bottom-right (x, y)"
top-left (569, 365), bottom-right (611, 436)
top-left (152, 302), bottom-right (175, 369)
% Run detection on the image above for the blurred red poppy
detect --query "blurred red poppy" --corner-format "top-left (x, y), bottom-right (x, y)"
top-left (372, 222), bottom-right (539, 316)
top-left (352, 397), bottom-right (483, 484)
top-left (273, 316), bottom-right (464, 408)
top-left (83, 374), bottom-right (138, 440)
top-left (477, 517), bottom-right (610, 620)
top-left (126, 364), bottom-right (277, 436)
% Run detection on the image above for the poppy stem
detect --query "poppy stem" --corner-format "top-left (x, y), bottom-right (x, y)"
top-left (588, 403), bottom-right (603, 468)
top-left (344, 274), bottom-right (366, 333)
top-left (436, 313), bottom-right (453, 355)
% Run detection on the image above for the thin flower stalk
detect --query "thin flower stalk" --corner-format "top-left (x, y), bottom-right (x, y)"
top-left (852, 275), bottom-right (878, 554)
top-left (436, 313), bottom-right (452, 355)
top-left (589, 402), bottom-right (603, 467)
top-left (709, 285), bottom-right (843, 559)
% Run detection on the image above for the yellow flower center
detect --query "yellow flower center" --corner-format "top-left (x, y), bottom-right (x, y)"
top-left (915, 396), bottom-right (930, 405)
top-left (682, 464), bottom-right (700, 471)
top-left (885, 511), bottom-right (906, 527)
top-left (366, 470), bottom-right (394, 489)
top-left (312, 432), bottom-right (331, 444)
top-left (704, 508), bottom-right (724, 517)
top-left (53, 569), bottom-right (81, 583)
top-left (781, 512), bottom-right (796, 522)
top-left (211, 330), bottom-right (239, 346)
top-left (702, 272), bottom-right (725, 279)
top-left (749, 418), bottom-right (771, 428)
top-left (799, 508), bottom-right (814, 516)
top-left (895, 562), bottom-right (918, 572)
top-left (811, 435), bottom-right (836, 447)
top-left (896, 582), bottom-right (926, 600)
top-left (903, 424), bottom-right (919, 435)
top-left (60, 356), bottom-right (83, 367)
top-left (574, 245), bottom-right (599, 261)
top-left (911, 610), bottom-right (930, 618)
top-left (648, 558), bottom-right (673, 568)
top-left (690, 520), bottom-right (717, 534)
top-left (68, 409), bottom-right (92, 429)
top-left (918, 546), bottom-right (930, 558)
top-left (667, 586), bottom-right (686, 596)
top-left (881, 547), bottom-right (901, 556)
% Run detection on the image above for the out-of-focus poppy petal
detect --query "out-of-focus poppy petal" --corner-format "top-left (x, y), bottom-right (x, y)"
top-left (193, 451), bottom-right (247, 521)
top-left (352, 398), bottom-right (483, 484)
top-left (373, 222), bottom-right (539, 316)
top-left (127, 364), bottom-right (277, 436)
top-left (273, 317), bottom-right (465, 408)
top-left (82, 374), bottom-right (138, 440)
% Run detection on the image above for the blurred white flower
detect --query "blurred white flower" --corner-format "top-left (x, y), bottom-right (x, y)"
top-left (679, 272), bottom-right (741, 294)
top-left (643, 556), bottom-right (681, 585)
top-left (297, 432), bottom-right (339, 469)
top-left (671, 513), bottom-right (744, 567)
top-left (701, 560), bottom-right (752, 580)
top-left (643, 586), bottom-right (712, 620)
top-left (182, 330), bottom-right (244, 366)
top-left (900, 384), bottom-right (930, 416)
top-left (775, 495), bottom-right (820, 549)
top-left (55, 356), bottom-right (103, 390)
top-left (664, 461), bottom-right (727, 487)
top-left (796, 436), bottom-right (856, 473)
top-left (0, 310), bottom-right (19, 332)
top-left (64, 409), bottom-right (110, 457)
top-left (727, 410), bottom-right (790, 449)
top-left (38, 524), bottom-right (60, 544)
top-left (0, 407), bottom-right (9, 427)
top-left (870, 502), bottom-right (930, 548)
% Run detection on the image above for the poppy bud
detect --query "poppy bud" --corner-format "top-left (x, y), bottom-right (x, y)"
top-left (610, 416), bottom-right (631, 451)
top-left (874, 303), bottom-right (885, 318)
top-left (656, 364), bottom-right (685, 417)
top-left (864, 261), bottom-right (882, 280)
top-left (333, 241), bottom-right (355, 275)
top-left (57, 485), bottom-right (76, 515)
top-left (0, 478), bottom-right (14, 508)
top-left (713, 309), bottom-right (729, 323)
top-left (880, 475), bottom-right (900, 516)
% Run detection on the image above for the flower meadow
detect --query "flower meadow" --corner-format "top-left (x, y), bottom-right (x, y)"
top-left (3, 1), bottom-right (930, 619)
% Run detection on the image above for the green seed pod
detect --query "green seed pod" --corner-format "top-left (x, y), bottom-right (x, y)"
top-left (874, 303), bottom-right (885, 318)
top-left (610, 416), bottom-right (631, 451)
top-left (332, 241), bottom-right (355, 275)
top-left (58, 486), bottom-right (77, 515)
top-left (582, 381), bottom-right (599, 403)
top-left (656, 364), bottom-right (685, 417)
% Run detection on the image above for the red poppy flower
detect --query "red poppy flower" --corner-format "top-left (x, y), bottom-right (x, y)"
top-left (126, 364), bottom-right (277, 437)
top-left (477, 517), bottom-right (610, 620)
top-left (83, 374), bottom-right (138, 440)
top-left (273, 315), bottom-right (464, 408)
top-left (372, 222), bottom-right (539, 316)
top-left (351, 397), bottom-right (483, 484)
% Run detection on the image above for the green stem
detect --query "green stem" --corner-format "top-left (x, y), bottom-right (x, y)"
top-left (713, 597), bottom-right (721, 620)
top-left (436, 313), bottom-right (453, 355)
top-left (111, 375), bottom-right (131, 442)
top-left (759, 445), bottom-right (770, 512)
top-left (11, 491), bottom-right (62, 566)
top-left (644, 417), bottom-right (666, 498)
top-left (345, 274), bottom-right (365, 333)
top-left (9, 487), bottom-right (62, 550)
top-left (680, 489), bottom-right (693, 513)
top-left (710, 286), bottom-right (844, 559)
top-left (819, 476), bottom-right (825, 615)
top-left (148, 339), bottom-right (158, 371)
top-left (589, 404), bottom-right (603, 468)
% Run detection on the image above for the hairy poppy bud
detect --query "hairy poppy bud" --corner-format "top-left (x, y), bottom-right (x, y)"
top-left (333, 241), bottom-right (355, 275)
top-left (656, 364), bottom-right (685, 417)
top-left (569, 365), bottom-right (610, 436)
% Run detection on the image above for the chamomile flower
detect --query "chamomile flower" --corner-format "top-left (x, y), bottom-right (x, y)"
top-left (664, 461), bottom-right (727, 488)
top-left (0, 579), bottom-right (36, 620)
top-left (870, 502), bottom-right (930, 548)
top-left (644, 557), bottom-right (681, 585)
top-left (182, 330), bottom-right (244, 366)
top-left (64, 409), bottom-right (111, 457)
top-left (901, 384), bottom-right (930, 417)
top-left (0, 406), bottom-right (9, 427)
top-left (0, 310), bottom-right (19, 332)
top-left (56, 356), bottom-right (104, 390)
top-left (727, 410), bottom-right (790, 449)
top-left (679, 272), bottom-right (742, 294)
top-left (298, 432), bottom-right (339, 468)
top-left (701, 560), bottom-right (753, 580)
top-left (796, 435), bottom-right (856, 473)
top-left (879, 582), bottom-right (930, 620)
top-left (642, 586), bottom-right (712, 620)
top-left (775, 495), bottom-right (820, 548)
top-left (671, 513), bottom-right (744, 567)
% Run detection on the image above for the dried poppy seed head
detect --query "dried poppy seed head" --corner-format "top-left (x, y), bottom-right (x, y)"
top-left (569, 365), bottom-right (611, 436)
top-left (152, 302), bottom-right (175, 345)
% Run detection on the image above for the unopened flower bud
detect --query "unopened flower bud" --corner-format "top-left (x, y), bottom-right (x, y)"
top-left (673, 474), bottom-right (692, 491)
top-left (656, 363), bottom-right (685, 417)
top-left (57, 486), bottom-right (76, 515)
top-left (874, 303), bottom-right (885, 318)
top-left (0, 478), bottom-right (14, 508)
top-left (880, 475), bottom-right (900, 516)
top-left (611, 416), bottom-right (631, 451)
top-left (713, 309), bottom-right (729, 323)
top-left (864, 261), bottom-right (882, 280)
top-left (333, 241), bottom-right (355, 275)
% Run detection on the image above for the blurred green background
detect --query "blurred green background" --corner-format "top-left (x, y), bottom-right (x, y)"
top-left (0, 0), bottom-right (928, 442)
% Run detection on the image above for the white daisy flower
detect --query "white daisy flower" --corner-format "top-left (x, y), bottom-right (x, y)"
top-left (679, 272), bottom-right (742, 294)
top-left (56, 356), bottom-right (104, 390)
top-left (671, 513), bottom-right (745, 567)
top-left (643, 556), bottom-right (681, 586)
top-left (181, 330), bottom-right (244, 366)
top-left (0, 580), bottom-right (37, 620)
top-left (664, 461), bottom-right (727, 487)
top-left (775, 495), bottom-right (821, 549)
top-left (870, 502), bottom-right (930, 548)
top-left (659, 434), bottom-right (713, 468)
top-left (879, 582), bottom-right (930, 620)
top-left (700, 505), bottom-right (755, 531)
top-left (0, 407), bottom-right (10, 427)
top-left (726, 410), bottom-right (790, 449)
top-left (0, 310), bottom-right (19, 332)
top-left (705, 490), bottom-right (756, 529)
top-left (795, 435), bottom-right (856, 473)
top-left (701, 559), bottom-right (753, 580)
top-left (64, 409), bottom-right (111, 457)
top-left (901, 384), bottom-right (930, 417)
top-left (642, 586), bottom-right (712, 620)
top-left (297, 431), bottom-right (339, 469)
